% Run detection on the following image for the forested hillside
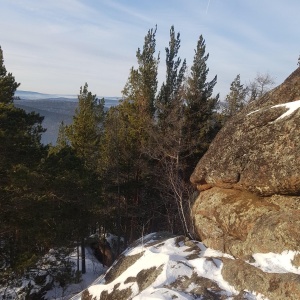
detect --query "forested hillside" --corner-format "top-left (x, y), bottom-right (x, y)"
top-left (0, 26), bottom-right (276, 298)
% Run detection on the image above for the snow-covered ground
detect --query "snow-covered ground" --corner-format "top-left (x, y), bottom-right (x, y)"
top-left (45, 247), bottom-right (107, 300)
top-left (69, 233), bottom-right (300, 300)
top-left (0, 246), bottom-right (106, 300)
top-left (2, 233), bottom-right (299, 299)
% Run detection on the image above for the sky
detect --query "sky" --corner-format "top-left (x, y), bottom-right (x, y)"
top-left (0, 0), bottom-right (299, 98)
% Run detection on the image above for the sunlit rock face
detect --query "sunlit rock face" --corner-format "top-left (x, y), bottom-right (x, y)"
top-left (190, 68), bottom-right (300, 257)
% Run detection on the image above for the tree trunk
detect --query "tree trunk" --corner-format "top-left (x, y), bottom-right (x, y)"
top-left (81, 238), bottom-right (86, 274)
top-left (77, 242), bottom-right (79, 272)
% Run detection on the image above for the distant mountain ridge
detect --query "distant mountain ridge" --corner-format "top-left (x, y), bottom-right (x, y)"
top-left (14, 90), bottom-right (120, 145)
top-left (15, 90), bottom-right (77, 101)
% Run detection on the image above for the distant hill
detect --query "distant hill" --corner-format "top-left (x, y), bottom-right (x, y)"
top-left (14, 90), bottom-right (120, 145)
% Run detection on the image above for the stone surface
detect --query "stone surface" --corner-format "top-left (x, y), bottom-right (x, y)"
top-left (222, 258), bottom-right (300, 300)
top-left (190, 68), bottom-right (300, 258)
top-left (191, 187), bottom-right (300, 257)
top-left (190, 100), bottom-right (300, 196)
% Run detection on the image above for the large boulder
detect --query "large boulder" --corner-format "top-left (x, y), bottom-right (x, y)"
top-left (190, 68), bottom-right (300, 257)
top-left (191, 187), bottom-right (300, 258)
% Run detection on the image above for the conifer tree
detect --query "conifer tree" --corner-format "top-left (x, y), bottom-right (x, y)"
top-left (145, 26), bottom-right (191, 235)
top-left (56, 121), bottom-right (69, 149)
top-left (122, 26), bottom-right (159, 118)
top-left (0, 105), bottom-right (46, 275)
top-left (156, 25), bottom-right (186, 123)
top-left (223, 74), bottom-right (247, 119)
top-left (66, 83), bottom-right (105, 271)
top-left (0, 47), bottom-right (48, 276)
top-left (100, 27), bottom-right (161, 243)
top-left (66, 83), bottom-right (105, 171)
top-left (183, 35), bottom-right (220, 174)
top-left (0, 46), bottom-right (20, 104)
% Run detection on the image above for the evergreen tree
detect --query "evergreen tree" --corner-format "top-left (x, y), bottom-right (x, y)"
top-left (56, 121), bottom-right (69, 149)
top-left (146, 26), bottom-right (191, 235)
top-left (156, 25), bottom-right (186, 123)
top-left (0, 104), bottom-right (46, 274)
top-left (66, 83), bottom-right (105, 171)
top-left (223, 74), bottom-right (247, 119)
top-left (122, 26), bottom-right (159, 118)
top-left (99, 27), bottom-right (160, 244)
top-left (41, 146), bottom-right (103, 273)
top-left (0, 46), bottom-right (47, 275)
top-left (0, 46), bottom-right (20, 104)
top-left (183, 35), bottom-right (220, 174)
top-left (66, 83), bottom-right (105, 270)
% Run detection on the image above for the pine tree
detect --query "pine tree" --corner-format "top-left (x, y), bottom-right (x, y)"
top-left (0, 47), bottom-right (48, 276)
top-left (56, 121), bottom-right (69, 149)
top-left (0, 104), bottom-right (46, 274)
top-left (145, 26), bottom-right (191, 235)
top-left (99, 27), bottom-right (161, 243)
top-left (122, 26), bottom-right (159, 118)
top-left (65, 83), bottom-right (105, 271)
top-left (183, 35), bottom-right (220, 174)
top-left (156, 25), bottom-right (186, 123)
top-left (66, 83), bottom-right (105, 171)
top-left (41, 146), bottom-right (103, 274)
top-left (0, 46), bottom-right (20, 104)
top-left (223, 74), bottom-right (247, 119)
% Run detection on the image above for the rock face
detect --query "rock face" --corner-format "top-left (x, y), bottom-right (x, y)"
top-left (190, 68), bottom-right (300, 257)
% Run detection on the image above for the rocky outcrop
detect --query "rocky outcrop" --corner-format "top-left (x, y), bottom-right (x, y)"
top-left (73, 233), bottom-right (300, 300)
top-left (192, 187), bottom-right (300, 258)
top-left (190, 68), bottom-right (300, 257)
top-left (221, 257), bottom-right (300, 300)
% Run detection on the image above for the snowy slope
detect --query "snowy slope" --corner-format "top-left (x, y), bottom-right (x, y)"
top-left (70, 233), bottom-right (300, 300)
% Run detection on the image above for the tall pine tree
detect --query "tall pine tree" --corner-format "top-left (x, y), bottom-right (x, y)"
top-left (0, 46), bottom-right (47, 276)
top-left (183, 35), bottom-right (220, 174)
top-left (100, 26), bottom-right (160, 243)
top-left (146, 26), bottom-right (190, 235)
top-left (122, 26), bottom-right (159, 119)
top-left (156, 25), bottom-right (186, 123)
top-left (66, 83), bottom-right (105, 171)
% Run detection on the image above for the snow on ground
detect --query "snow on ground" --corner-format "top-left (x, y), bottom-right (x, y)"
top-left (3, 234), bottom-right (299, 299)
top-left (45, 247), bottom-right (106, 300)
top-left (248, 250), bottom-right (300, 274)
top-left (247, 99), bottom-right (300, 121)
top-left (272, 99), bottom-right (300, 121)
top-left (0, 246), bottom-right (106, 300)
top-left (70, 234), bottom-right (300, 299)
top-left (72, 233), bottom-right (293, 300)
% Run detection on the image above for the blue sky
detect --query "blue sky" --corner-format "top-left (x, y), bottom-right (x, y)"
top-left (0, 0), bottom-right (299, 98)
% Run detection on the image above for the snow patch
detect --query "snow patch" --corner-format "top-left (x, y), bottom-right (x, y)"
top-left (247, 99), bottom-right (300, 121)
top-left (248, 250), bottom-right (300, 274)
top-left (272, 99), bottom-right (300, 120)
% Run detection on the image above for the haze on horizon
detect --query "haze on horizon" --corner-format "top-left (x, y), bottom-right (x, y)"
top-left (0, 0), bottom-right (299, 98)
